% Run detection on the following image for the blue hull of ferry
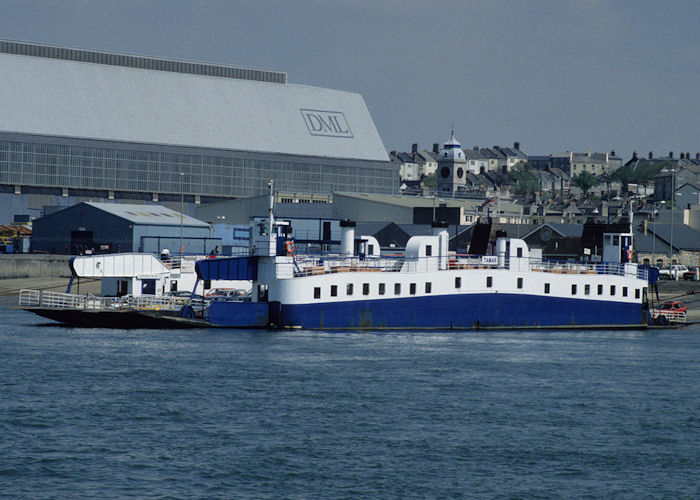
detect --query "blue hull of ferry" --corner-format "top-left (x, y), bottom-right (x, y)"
top-left (275, 293), bottom-right (644, 330)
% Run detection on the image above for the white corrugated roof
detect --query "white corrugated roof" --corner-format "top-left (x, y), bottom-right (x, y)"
top-left (85, 202), bottom-right (209, 227)
top-left (0, 52), bottom-right (388, 161)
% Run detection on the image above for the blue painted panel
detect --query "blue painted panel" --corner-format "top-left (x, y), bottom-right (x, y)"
top-left (207, 301), bottom-right (268, 327)
top-left (196, 256), bottom-right (258, 280)
top-left (279, 293), bottom-right (644, 329)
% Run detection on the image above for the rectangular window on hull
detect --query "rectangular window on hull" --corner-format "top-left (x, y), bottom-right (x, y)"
top-left (486, 276), bottom-right (493, 288)
top-left (544, 283), bottom-right (550, 294)
top-left (517, 278), bottom-right (523, 289)
top-left (363, 283), bottom-right (370, 295)
top-left (378, 283), bottom-right (385, 295)
top-left (571, 284), bottom-right (577, 295)
top-left (314, 287), bottom-right (321, 299)
top-left (347, 283), bottom-right (353, 296)
top-left (610, 285), bottom-right (616, 296)
top-left (635, 289), bottom-right (640, 299)
top-left (330, 285), bottom-right (337, 297)
top-left (455, 277), bottom-right (461, 289)
top-left (394, 283), bottom-right (401, 295)
top-left (598, 284), bottom-right (603, 295)
top-left (425, 282), bottom-right (432, 294)
top-left (410, 283), bottom-right (416, 295)
top-left (622, 287), bottom-right (628, 297)
top-left (585, 284), bottom-right (590, 295)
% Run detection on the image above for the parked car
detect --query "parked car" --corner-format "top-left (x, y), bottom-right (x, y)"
top-left (660, 265), bottom-right (689, 279)
top-left (657, 301), bottom-right (688, 313)
top-left (683, 266), bottom-right (700, 280)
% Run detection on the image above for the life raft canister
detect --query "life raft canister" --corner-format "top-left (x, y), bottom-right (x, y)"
top-left (285, 240), bottom-right (295, 254)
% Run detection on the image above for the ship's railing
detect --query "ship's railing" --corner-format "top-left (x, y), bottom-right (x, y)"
top-left (19, 289), bottom-right (122, 310)
top-left (286, 253), bottom-right (648, 280)
top-left (18, 289), bottom-right (196, 312)
top-left (530, 260), bottom-right (648, 280)
top-left (290, 255), bottom-right (405, 277)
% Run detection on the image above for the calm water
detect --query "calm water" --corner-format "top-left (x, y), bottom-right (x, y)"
top-left (1, 303), bottom-right (699, 499)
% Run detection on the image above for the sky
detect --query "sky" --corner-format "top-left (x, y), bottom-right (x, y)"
top-left (0, 0), bottom-right (698, 161)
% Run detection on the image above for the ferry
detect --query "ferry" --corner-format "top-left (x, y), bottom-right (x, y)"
top-left (20, 183), bottom-right (653, 330)
top-left (197, 184), bottom-right (651, 329)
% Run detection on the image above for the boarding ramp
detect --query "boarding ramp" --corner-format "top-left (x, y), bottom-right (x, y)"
top-left (19, 289), bottom-right (197, 312)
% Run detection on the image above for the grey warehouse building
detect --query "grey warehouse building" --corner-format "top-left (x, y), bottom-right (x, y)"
top-left (32, 202), bottom-right (217, 255)
top-left (0, 40), bottom-right (396, 224)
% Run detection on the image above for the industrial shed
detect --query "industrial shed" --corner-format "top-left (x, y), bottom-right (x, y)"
top-left (31, 202), bottom-right (218, 255)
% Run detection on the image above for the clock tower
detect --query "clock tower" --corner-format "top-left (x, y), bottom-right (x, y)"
top-left (436, 131), bottom-right (467, 196)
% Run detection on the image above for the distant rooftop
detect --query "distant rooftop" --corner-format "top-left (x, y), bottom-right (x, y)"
top-left (0, 39), bottom-right (286, 84)
top-left (85, 202), bottom-right (210, 227)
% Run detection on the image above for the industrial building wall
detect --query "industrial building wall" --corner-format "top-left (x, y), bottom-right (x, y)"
top-left (332, 194), bottom-right (415, 224)
top-left (31, 204), bottom-right (133, 254)
top-left (133, 224), bottom-right (217, 254)
top-left (0, 42), bottom-right (398, 222)
top-left (0, 134), bottom-right (398, 202)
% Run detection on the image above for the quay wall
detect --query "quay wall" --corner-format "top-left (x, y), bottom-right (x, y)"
top-left (0, 254), bottom-right (72, 279)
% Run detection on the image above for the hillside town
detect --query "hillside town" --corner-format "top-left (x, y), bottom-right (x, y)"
top-left (386, 134), bottom-right (700, 270)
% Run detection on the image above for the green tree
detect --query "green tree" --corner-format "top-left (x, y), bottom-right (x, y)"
top-left (572, 171), bottom-right (598, 195)
top-left (610, 164), bottom-right (633, 183)
top-left (508, 162), bottom-right (539, 195)
top-left (634, 160), bottom-right (668, 188)
top-left (422, 172), bottom-right (437, 188)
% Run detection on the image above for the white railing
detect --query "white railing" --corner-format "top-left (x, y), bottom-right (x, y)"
top-left (650, 309), bottom-right (687, 324)
top-left (282, 253), bottom-right (646, 280)
top-left (18, 289), bottom-right (194, 313)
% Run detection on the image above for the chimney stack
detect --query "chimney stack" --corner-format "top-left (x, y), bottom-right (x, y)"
top-left (514, 141), bottom-right (520, 150)
top-left (669, 151), bottom-right (674, 158)
top-left (339, 219), bottom-right (356, 256)
top-left (696, 153), bottom-right (699, 160)
top-left (680, 153), bottom-right (685, 159)
top-left (649, 151), bottom-right (653, 160)
top-left (412, 143), bottom-right (418, 154)
top-left (432, 143), bottom-right (439, 154)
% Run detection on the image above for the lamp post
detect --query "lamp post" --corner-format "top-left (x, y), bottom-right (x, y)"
top-left (652, 201), bottom-right (663, 267)
top-left (180, 171), bottom-right (184, 254)
top-left (670, 168), bottom-right (675, 265)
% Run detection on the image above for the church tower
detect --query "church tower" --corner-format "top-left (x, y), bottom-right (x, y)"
top-left (436, 130), bottom-right (467, 196)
